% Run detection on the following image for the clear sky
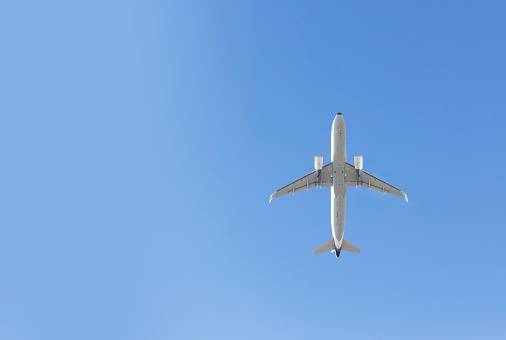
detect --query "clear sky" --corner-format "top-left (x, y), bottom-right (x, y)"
top-left (1, 1), bottom-right (505, 339)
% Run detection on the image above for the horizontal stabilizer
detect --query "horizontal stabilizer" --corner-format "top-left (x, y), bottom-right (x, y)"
top-left (341, 239), bottom-right (361, 254)
top-left (314, 238), bottom-right (335, 254)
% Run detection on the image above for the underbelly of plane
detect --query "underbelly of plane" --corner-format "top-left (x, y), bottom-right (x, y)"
top-left (331, 193), bottom-right (346, 249)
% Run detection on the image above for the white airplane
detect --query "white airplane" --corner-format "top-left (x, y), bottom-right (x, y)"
top-left (269, 113), bottom-right (408, 258)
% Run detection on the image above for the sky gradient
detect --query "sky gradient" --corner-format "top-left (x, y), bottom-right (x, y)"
top-left (1, 1), bottom-right (506, 339)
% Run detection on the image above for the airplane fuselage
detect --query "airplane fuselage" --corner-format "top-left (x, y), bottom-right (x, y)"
top-left (331, 114), bottom-right (347, 256)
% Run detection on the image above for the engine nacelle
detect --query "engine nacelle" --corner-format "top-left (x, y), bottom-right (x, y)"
top-left (354, 156), bottom-right (363, 170)
top-left (314, 156), bottom-right (323, 170)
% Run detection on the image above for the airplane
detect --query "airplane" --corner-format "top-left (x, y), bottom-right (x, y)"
top-left (269, 113), bottom-right (408, 258)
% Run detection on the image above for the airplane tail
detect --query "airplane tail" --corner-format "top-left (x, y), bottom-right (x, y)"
top-left (341, 239), bottom-right (361, 254)
top-left (314, 238), bottom-right (361, 255)
top-left (314, 238), bottom-right (335, 254)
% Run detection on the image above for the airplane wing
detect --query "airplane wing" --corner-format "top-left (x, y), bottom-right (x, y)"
top-left (270, 163), bottom-right (333, 202)
top-left (344, 163), bottom-right (408, 201)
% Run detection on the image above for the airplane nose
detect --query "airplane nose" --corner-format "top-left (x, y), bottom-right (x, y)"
top-left (333, 113), bottom-right (342, 126)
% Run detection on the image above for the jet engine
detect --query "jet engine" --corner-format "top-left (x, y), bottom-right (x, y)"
top-left (314, 156), bottom-right (323, 170)
top-left (354, 156), bottom-right (363, 170)
top-left (314, 156), bottom-right (323, 187)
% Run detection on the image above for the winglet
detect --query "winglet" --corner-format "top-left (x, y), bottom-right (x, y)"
top-left (403, 192), bottom-right (408, 202)
top-left (269, 194), bottom-right (273, 203)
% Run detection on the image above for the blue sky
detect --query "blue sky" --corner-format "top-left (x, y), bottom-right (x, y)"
top-left (1, 1), bottom-right (505, 339)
